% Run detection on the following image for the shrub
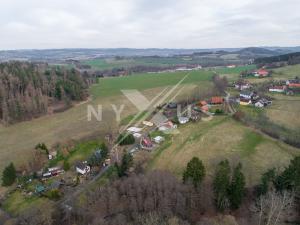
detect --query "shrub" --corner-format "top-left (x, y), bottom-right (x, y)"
top-left (117, 133), bottom-right (135, 146)
top-left (2, 162), bottom-right (17, 186)
top-left (63, 160), bottom-right (70, 171)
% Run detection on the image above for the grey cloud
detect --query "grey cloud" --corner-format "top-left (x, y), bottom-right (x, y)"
top-left (0, 0), bottom-right (299, 49)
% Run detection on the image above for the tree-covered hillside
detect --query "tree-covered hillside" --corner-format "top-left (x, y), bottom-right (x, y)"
top-left (0, 62), bottom-right (90, 124)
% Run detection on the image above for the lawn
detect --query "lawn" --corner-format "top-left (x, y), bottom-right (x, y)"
top-left (265, 94), bottom-right (300, 130)
top-left (2, 191), bottom-right (51, 216)
top-left (49, 140), bottom-right (103, 167)
top-left (214, 65), bottom-right (256, 75)
top-left (213, 65), bottom-right (256, 82)
top-left (66, 141), bottom-right (102, 165)
top-left (148, 116), bottom-right (299, 186)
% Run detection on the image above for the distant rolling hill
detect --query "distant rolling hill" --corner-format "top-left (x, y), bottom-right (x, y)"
top-left (254, 52), bottom-right (300, 64)
top-left (236, 47), bottom-right (281, 56)
top-left (0, 47), bottom-right (299, 62)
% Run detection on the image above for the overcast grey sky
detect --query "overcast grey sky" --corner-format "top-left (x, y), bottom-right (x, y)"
top-left (0, 0), bottom-right (299, 50)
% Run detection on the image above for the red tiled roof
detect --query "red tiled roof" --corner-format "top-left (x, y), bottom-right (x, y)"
top-left (257, 69), bottom-right (269, 76)
top-left (211, 97), bottom-right (223, 104)
top-left (288, 83), bottom-right (300, 88)
top-left (199, 101), bottom-right (207, 106)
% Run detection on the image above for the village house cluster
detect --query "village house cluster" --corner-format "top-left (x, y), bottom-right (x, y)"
top-left (268, 78), bottom-right (300, 95)
top-left (18, 145), bottom-right (111, 198)
top-left (236, 68), bottom-right (299, 108)
top-left (125, 96), bottom-right (225, 154)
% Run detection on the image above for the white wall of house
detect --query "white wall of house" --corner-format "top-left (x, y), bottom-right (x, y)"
top-left (76, 166), bottom-right (90, 175)
top-left (269, 88), bottom-right (284, 93)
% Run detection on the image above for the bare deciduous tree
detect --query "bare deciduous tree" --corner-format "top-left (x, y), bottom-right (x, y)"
top-left (252, 190), bottom-right (295, 225)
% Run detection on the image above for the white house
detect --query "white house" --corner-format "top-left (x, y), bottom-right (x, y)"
top-left (269, 86), bottom-right (286, 93)
top-left (255, 101), bottom-right (264, 108)
top-left (234, 80), bottom-right (251, 90)
top-left (76, 162), bottom-right (91, 175)
top-left (158, 121), bottom-right (177, 131)
top-left (153, 136), bottom-right (165, 144)
top-left (178, 116), bottom-right (189, 124)
top-left (48, 151), bottom-right (57, 160)
top-left (127, 127), bottom-right (142, 133)
top-left (227, 65), bottom-right (236, 68)
top-left (239, 91), bottom-right (253, 100)
top-left (133, 133), bottom-right (142, 138)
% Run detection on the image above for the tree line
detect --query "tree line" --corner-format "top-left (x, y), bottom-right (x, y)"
top-left (2, 153), bottom-right (299, 225)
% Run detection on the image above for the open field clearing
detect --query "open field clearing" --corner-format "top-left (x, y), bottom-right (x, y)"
top-left (265, 94), bottom-right (300, 130)
top-left (90, 70), bottom-right (214, 97)
top-left (0, 70), bottom-right (213, 171)
top-left (272, 64), bottom-right (300, 79)
top-left (213, 65), bottom-right (256, 81)
top-left (148, 116), bottom-right (299, 186)
top-left (214, 65), bottom-right (255, 75)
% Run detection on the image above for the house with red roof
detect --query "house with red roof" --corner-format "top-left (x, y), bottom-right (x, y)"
top-left (199, 100), bottom-right (207, 106)
top-left (286, 79), bottom-right (300, 88)
top-left (211, 97), bottom-right (224, 105)
top-left (269, 86), bottom-right (286, 93)
top-left (254, 69), bottom-right (269, 77)
top-left (201, 105), bottom-right (209, 112)
top-left (140, 136), bottom-right (154, 150)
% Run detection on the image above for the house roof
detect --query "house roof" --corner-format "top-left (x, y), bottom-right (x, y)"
top-left (127, 127), bottom-right (142, 133)
top-left (154, 136), bottom-right (164, 142)
top-left (269, 86), bottom-right (285, 90)
top-left (76, 162), bottom-right (88, 170)
top-left (199, 100), bottom-right (207, 106)
top-left (240, 98), bottom-right (251, 103)
top-left (211, 97), bottom-right (223, 104)
top-left (167, 102), bottom-right (177, 109)
top-left (35, 185), bottom-right (45, 193)
top-left (240, 90), bottom-right (253, 96)
top-left (288, 83), bottom-right (300, 88)
top-left (201, 105), bottom-right (209, 111)
top-left (141, 137), bottom-right (152, 146)
top-left (257, 69), bottom-right (268, 75)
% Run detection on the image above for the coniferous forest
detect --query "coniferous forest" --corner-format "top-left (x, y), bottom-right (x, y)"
top-left (0, 62), bottom-right (92, 124)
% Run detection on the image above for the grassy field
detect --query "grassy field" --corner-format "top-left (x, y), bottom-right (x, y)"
top-left (214, 65), bottom-right (256, 75)
top-left (83, 57), bottom-right (198, 70)
top-left (265, 94), bottom-right (300, 130)
top-left (148, 116), bottom-right (299, 186)
top-left (91, 70), bottom-right (214, 97)
top-left (272, 64), bottom-right (300, 79)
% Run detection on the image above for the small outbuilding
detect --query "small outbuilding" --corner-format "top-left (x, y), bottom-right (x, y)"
top-left (153, 136), bottom-right (165, 144)
top-left (75, 162), bottom-right (91, 175)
